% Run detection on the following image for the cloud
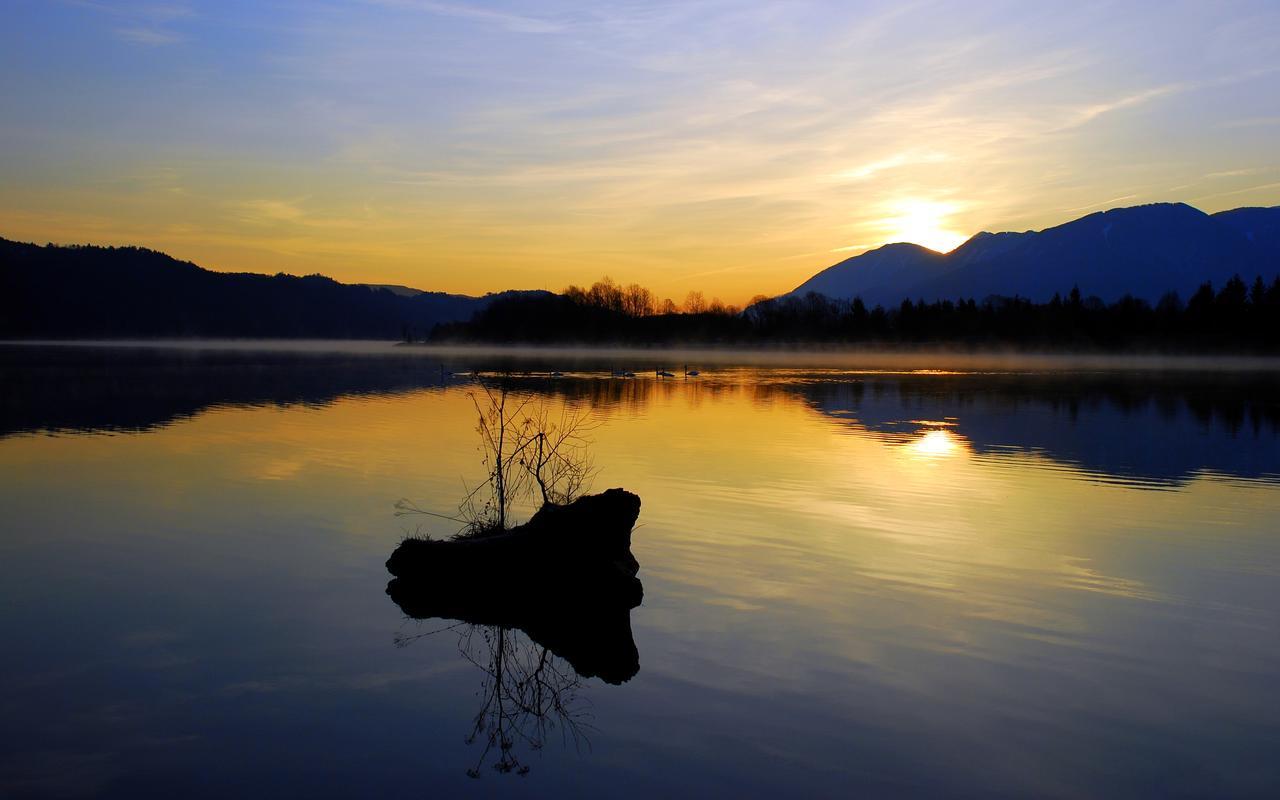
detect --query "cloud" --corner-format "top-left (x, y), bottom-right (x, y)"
top-left (1204, 168), bottom-right (1270, 179)
top-left (827, 152), bottom-right (951, 184)
top-left (113, 26), bottom-right (185, 45)
top-left (1060, 194), bottom-right (1138, 214)
top-left (1060, 84), bottom-right (1185, 130)
top-left (238, 199), bottom-right (308, 225)
top-left (1191, 181), bottom-right (1280, 202)
top-left (366, 0), bottom-right (563, 34)
top-left (64, 0), bottom-right (193, 45)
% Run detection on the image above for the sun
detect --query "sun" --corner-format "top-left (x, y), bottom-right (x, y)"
top-left (881, 199), bottom-right (968, 253)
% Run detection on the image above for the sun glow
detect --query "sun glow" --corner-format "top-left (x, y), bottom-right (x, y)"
top-left (880, 199), bottom-right (968, 253)
top-left (909, 429), bottom-right (963, 459)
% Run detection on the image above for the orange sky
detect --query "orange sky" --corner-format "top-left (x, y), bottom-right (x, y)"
top-left (2, 2), bottom-right (1278, 304)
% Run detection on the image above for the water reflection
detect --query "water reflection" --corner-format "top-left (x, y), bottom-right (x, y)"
top-left (386, 574), bottom-right (641, 686)
top-left (908, 428), bottom-right (964, 459)
top-left (397, 621), bottom-right (595, 779)
top-left (2, 344), bottom-right (1279, 796)
top-left (4, 344), bottom-right (1277, 488)
top-left (387, 562), bottom-right (642, 776)
top-left (793, 375), bottom-right (1280, 486)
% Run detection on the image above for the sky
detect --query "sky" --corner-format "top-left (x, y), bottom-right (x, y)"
top-left (2, 1), bottom-right (1279, 303)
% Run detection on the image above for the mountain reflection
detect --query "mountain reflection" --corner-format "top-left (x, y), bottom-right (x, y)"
top-left (4, 345), bottom-right (1278, 486)
top-left (791, 374), bottom-right (1280, 486)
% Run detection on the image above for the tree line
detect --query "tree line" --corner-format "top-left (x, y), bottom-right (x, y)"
top-left (433, 274), bottom-right (1280, 351)
top-left (561, 276), bottom-right (741, 317)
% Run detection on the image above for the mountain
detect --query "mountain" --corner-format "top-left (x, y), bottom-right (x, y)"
top-left (0, 238), bottom-right (545, 339)
top-left (791, 203), bottom-right (1280, 306)
top-left (361, 283), bottom-right (424, 297)
top-left (789, 243), bottom-right (948, 306)
top-left (1214, 206), bottom-right (1280, 252)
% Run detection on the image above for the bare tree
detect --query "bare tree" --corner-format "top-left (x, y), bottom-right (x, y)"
top-left (517, 402), bottom-right (597, 506)
top-left (587, 277), bottom-right (624, 313)
top-left (622, 283), bottom-right (654, 317)
top-left (455, 383), bottom-right (527, 532)
top-left (683, 290), bottom-right (706, 314)
top-left (454, 381), bottom-right (597, 536)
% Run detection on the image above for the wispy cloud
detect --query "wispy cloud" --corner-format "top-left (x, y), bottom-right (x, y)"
top-left (366, 0), bottom-right (563, 34)
top-left (113, 26), bottom-right (185, 45)
top-left (827, 152), bottom-right (951, 184)
top-left (1061, 194), bottom-right (1139, 214)
top-left (1191, 181), bottom-right (1280, 203)
top-left (1204, 168), bottom-right (1270, 179)
top-left (237, 198), bottom-right (309, 225)
top-left (1058, 84), bottom-right (1185, 130)
top-left (64, 0), bottom-right (194, 45)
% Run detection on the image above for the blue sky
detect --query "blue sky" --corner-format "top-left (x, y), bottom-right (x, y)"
top-left (2, 1), bottom-right (1278, 300)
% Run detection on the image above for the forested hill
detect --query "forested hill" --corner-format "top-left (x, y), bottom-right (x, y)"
top-left (0, 238), bottom-right (544, 339)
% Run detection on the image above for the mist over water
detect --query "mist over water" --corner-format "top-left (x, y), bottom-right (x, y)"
top-left (1, 343), bottom-right (1278, 798)
top-left (15, 338), bottom-right (1280, 373)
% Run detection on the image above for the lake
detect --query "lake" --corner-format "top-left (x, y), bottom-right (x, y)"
top-left (1, 342), bottom-right (1279, 798)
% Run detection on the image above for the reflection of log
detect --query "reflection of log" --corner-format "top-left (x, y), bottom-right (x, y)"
top-left (385, 488), bottom-right (644, 683)
top-left (387, 579), bottom-right (640, 684)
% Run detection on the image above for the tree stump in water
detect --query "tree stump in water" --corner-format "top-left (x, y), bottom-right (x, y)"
top-left (385, 488), bottom-right (644, 683)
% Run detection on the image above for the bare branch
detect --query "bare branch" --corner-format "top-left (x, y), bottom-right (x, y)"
top-left (454, 382), bottom-right (597, 537)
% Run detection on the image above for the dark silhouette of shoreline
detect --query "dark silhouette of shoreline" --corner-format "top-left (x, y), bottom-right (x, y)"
top-left (6, 199), bottom-right (1280, 351)
top-left (435, 277), bottom-right (1280, 352)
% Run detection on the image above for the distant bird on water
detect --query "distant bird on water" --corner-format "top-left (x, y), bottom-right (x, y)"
top-left (684, 365), bottom-right (700, 377)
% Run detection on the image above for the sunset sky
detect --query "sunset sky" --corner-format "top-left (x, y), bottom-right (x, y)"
top-left (3, 1), bottom-right (1279, 303)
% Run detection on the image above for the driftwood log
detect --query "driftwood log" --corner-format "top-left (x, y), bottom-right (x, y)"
top-left (386, 488), bottom-right (642, 602)
top-left (385, 488), bottom-right (643, 683)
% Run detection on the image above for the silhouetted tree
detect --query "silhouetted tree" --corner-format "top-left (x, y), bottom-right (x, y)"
top-left (454, 383), bottom-right (597, 535)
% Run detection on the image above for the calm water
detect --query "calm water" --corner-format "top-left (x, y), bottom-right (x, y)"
top-left (2, 343), bottom-right (1279, 798)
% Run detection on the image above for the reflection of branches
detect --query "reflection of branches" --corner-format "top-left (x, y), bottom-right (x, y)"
top-left (460, 625), bottom-right (593, 778)
top-left (399, 621), bottom-right (594, 779)
top-left (391, 620), bottom-right (464, 648)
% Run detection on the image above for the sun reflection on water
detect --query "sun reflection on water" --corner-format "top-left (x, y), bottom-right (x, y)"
top-left (909, 428), bottom-right (963, 458)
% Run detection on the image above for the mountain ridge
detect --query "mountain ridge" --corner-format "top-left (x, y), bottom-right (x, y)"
top-left (0, 237), bottom-right (546, 339)
top-left (791, 202), bottom-right (1280, 307)
top-left (5, 198), bottom-right (1280, 341)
